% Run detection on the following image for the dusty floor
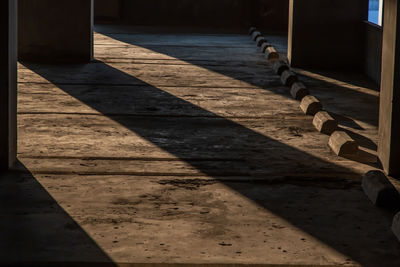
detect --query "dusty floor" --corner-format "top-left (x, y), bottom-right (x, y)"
top-left (2, 25), bottom-right (399, 266)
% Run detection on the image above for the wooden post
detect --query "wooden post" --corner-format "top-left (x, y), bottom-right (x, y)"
top-left (378, 0), bottom-right (400, 177)
top-left (0, 0), bottom-right (18, 170)
top-left (288, 0), bottom-right (368, 69)
top-left (18, 0), bottom-right (93, 63)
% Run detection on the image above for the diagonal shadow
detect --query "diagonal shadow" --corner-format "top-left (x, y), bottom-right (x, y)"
top-left (95, 27), bottom-right (379, 128)
top-left (19, 59), bottom-right (400, 266)
top-left (0, 163), bottom-right (115, 265)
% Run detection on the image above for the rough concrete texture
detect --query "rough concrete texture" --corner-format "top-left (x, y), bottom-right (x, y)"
top-left (260, 42), bottom-right (272, 53)
top-left (329, 131), bottom-right (359, 157)
top-left (290, 82), bottom-right (309, 100)
top-left (265, 47), bottom-right (279, 62)
top-left (300, 96), bottom-right (322, 116)
top-left (313, 111), bottom-right (338, 135)
top-left (362, 170), bottom-right (400, 208)
top-left (252, 31), bottom-right (262, 41)
top-left (248, 27), bottom-right (257, 35)
top-left (281, 70), bottom-right (298, 87)
top-left (273, 60), bottom-right (289, 76)
top-left (256, 36), bottom-right (267, 47)
top-left (10, 25), bottom-right (400, 266)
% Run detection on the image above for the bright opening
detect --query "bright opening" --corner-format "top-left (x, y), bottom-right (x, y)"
top-left (368, 0), bottom-right (383, 26)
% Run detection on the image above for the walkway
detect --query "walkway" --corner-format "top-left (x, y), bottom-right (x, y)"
top-left (5, 25), bottom-right (400, 266)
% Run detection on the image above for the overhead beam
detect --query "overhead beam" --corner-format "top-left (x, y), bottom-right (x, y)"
top-left (0, 0), bottom-right (18, 170)
top-left (378, 0), bottom-right (400, 177)
top-left (288, 0), bottom-right (368, 69)
top-left (18, 0), bottom-right (93, 63)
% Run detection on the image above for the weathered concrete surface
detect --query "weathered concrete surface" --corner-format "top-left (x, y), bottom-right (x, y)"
top-left (18, 0), bottom-right (93, 63)
top-left (0, 0), bottom-right (17, 170)
top-left (300, 96), bottom-right (322, 116)
top-left (362, 170), bottom-right (400, 208)
top-left (264, 46), bottom-right (279, 62)
top-left (290, 82), bottom-right (309, 100)
top-left (313, 111), bottom-right (338, 135)
top-left (0, 170), bottom-right (114, 264)
top-left (12, 26), bottom-right (400, 266)
top-left (329, 131), bottom-right (359, 157)
top-left (7, 171), bottom-right (400, 266)
top-left (273, 60), bottom-right (289, 76)
top-left (281, 70), bottom-right (298, 87)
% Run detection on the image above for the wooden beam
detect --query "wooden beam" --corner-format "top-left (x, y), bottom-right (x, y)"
top-left (378, 0), bottom-right (400, 177)
top-left (0, 0), bottom-right (17, 170)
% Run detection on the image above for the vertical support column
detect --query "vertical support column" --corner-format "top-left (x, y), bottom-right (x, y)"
top-left (94, 0), bottom-right (121, 22)
top-left (288, 0), bottom-right (368, 69)
top-left (0, 0), bottom-right (18, 170)
top-left (18, 0), bottom-right (93, 63)
top-left (378, 0), bottom-right (400, 177)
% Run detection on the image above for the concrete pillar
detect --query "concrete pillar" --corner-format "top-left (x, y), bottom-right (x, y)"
top-left (378, 0), bottom-right (400, 177)
top-left (95, 0), bottom-right (121, 22)
top-left (288, 0), bottom-right (368, 69)
top-left (18, 0), bottom-right (93, 63)
top-left (0, 0), bottom-right (18, 170)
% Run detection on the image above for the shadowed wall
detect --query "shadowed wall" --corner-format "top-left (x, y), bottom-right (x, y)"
top-left (18, 0), bottom-right (93, 63)
top-left (95, 0), bottom-right (289, 32)
top-left (288, 0), bottom-right (368, 69)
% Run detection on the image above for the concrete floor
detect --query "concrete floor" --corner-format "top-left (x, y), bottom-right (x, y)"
top-left (2, 25), bottom-right (400, 266)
